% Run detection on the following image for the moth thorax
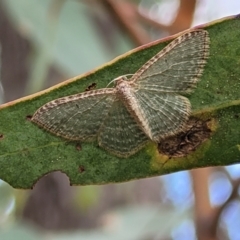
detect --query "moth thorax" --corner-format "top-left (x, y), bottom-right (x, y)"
top-left (116, 79), bottom-right (132, 100)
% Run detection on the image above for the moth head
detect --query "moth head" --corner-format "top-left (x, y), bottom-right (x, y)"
top-left (115, 78), bottom-right (131, 96)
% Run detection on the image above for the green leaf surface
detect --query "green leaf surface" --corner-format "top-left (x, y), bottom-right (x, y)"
top-left (0, 15), bottom-right (240, 189)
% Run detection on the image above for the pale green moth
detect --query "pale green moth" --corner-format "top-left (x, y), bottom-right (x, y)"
top-left (32, 30), bottom-right (210, 158)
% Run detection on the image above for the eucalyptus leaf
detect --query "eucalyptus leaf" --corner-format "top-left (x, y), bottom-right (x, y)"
top-left (0, 15), bottom-right (240, 188)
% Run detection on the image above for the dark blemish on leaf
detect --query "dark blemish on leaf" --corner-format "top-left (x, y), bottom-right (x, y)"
top-left (234, 114), bottom-right (239, 119)
top-left (26, 115), bottom-right (33, 121)
top-left (158, 118), bottom-right (212, 158)
top-left (85, 83), bottom-right (97, 92)
top-left (0, 134), bottom-right (3, 140)
top-left (76, 143), bottom-right (82, 151)
top-left (78, 165), bottom-right (85, 173)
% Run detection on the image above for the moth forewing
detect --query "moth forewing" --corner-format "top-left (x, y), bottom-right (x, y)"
top-left (130, 30), bottom-right (210, 94)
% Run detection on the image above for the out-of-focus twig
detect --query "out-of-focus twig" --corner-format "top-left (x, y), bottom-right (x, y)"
top-left (211, 170), bottom-right (240, 238)
top-left (138, 0), bottom-right (196, 35)
top-left (192, 168), bottom-right (217, 240)
top-left (25, 0), bottom-right (66, 95)
top-left (86, 0), bottom-right (197, 47)
top-left (192, 167), bottom-right (240, 240)
top-left (169, 0), bottom-right (197, 34)
top-left (103, 0), bottom-right (151, 45)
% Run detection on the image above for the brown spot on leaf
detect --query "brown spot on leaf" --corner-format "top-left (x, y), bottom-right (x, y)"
top-left (85, 83), bottom-right (97, 91)
top-left (0, 134), bottom-right (3, 140)
top-left (78, 166), bottom-right (85, 173)
top-left (76, 143), bottom-right (82, 151)
top-left (26, 115), bottom-right (33, 121)
top-left (158, 118), bottom-right (212, 158)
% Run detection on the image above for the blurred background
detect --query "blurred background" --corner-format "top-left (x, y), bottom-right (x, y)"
top-left (0, 0), bottom-right (240, 239)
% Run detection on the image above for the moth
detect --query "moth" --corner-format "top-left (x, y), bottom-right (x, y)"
top-left (32, 30), bottom-right (210, 158)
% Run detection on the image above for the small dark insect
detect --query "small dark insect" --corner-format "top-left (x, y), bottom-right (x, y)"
top-left (85, 83), bottom-right (97, 91)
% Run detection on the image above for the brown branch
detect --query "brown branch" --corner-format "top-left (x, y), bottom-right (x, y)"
top-left (211, 177), bottom-right (240, 238)
top-left (170, 0), bottom-right (197, 34)
top-left (103, 0), bottom-right (151, 45)
top-left (86, 0), bottom-right (197, 47)
top-left (138, 0), bottom-right (197, 35)
top-left (192, 168), bottom-right (217, 240)
top-left (193, 166), bottom-right (240, 239)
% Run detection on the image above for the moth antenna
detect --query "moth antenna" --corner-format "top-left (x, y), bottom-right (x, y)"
top-left (106, 74), bottom-right (134, 88)
top-left (106, 78), bottom-right (118, 88)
